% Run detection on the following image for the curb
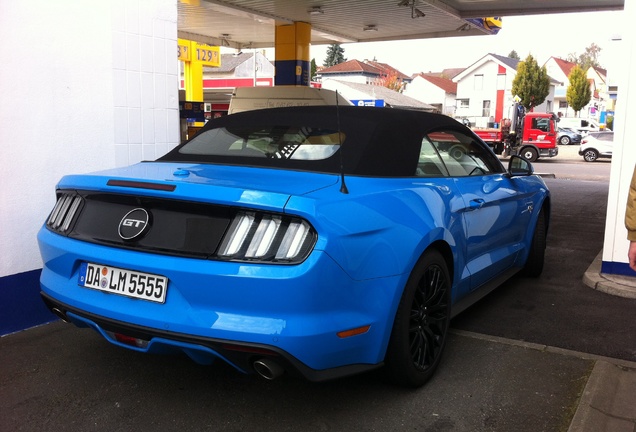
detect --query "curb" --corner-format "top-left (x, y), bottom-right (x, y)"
top-left (567, 361), bottom-right (636, 432)
top-left (452, 330), bottom-right (636, 432)
top-left (583, 251), bottom-right (636, 299)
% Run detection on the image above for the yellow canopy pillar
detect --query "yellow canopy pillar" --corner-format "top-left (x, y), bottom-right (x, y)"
top-left (184, 60), bottom-right (203, 102)
top-left (275, 22), bottom-right (311, 86)
top-left (178, 38), bottom-right (220, 102)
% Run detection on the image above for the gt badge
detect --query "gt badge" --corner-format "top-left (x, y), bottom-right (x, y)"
top-left (118, 208), bottom-right (150, 240)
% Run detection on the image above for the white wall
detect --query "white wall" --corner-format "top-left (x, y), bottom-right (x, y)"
top-left (0, 0), bottom-right (179, 278)
top-left (602, 2), bottom-right (633, 270)
top-left (534, 85), bottom-right (556, 113)
top-left (455, 61), bottom-right (500, 126)
top-left (403, 77), bottom-right (447, 111)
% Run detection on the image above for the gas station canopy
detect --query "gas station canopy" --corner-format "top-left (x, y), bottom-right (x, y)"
top-left (178, 0), bottom-right (624, 49)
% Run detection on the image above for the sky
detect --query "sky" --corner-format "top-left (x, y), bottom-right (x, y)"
top-left (308, 10), bottom-right (625, 76)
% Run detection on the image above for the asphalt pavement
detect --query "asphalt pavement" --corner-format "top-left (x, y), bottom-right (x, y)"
top-left (2, 146), bottom-right (636, 431)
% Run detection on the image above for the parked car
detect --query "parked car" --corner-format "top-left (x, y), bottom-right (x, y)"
top-left (557, 127), bottom-right (582, 145)
top-left (38, 106), bottom-right (550, 388)
top-left (558, 117), bottom-right (603, 135)
top-left (579, 131), bottom-right (614, 162)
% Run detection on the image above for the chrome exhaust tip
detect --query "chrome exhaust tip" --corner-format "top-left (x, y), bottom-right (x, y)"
top-left (253, 358), bottom-right (285, 380)
top-left (51, 307), bottom-right (71, 323)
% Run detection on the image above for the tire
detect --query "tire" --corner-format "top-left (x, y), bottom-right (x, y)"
top-left (523, 207), bottom-right (546, 277)
top-left (583, 149), bottom-right (599, 162)
top-left (384, 249), bottom-right (451, 387)
top-left (448, 145), bottom-right (465, 160)
top-left (559, 136), bottom-right (571, 145)
top-left (520, 147), bottom-right (539, 162)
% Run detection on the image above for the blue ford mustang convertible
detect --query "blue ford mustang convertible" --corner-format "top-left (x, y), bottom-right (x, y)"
top-left (38, 106), bottom-right (549, 387)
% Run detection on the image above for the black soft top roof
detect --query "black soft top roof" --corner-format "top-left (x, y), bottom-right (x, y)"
top-left (159, 106), bottom-right (473, 176)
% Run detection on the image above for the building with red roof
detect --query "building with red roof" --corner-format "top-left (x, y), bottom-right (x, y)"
top-left (544, 57), bottom-right (610, 119)
top-left (403, 73), bottom-right (458, 115)
top-left (316, 59), bottom-right (411, 88)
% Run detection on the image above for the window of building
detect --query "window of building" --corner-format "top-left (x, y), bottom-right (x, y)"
top-left (474, 74), bottom-right (483, 90)
top-left (458, 99), bottom-right (470, 109)
top-left (482, 100), bottom-right (491, 117)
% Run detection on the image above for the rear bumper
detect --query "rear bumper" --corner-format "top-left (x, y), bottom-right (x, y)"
top-left (41, 292), bottom-right (382, 381)
top-left (38, 228), bottom-right (401, 377)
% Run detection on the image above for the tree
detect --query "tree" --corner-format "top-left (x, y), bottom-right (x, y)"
top-left (379, 72), bottom-right (404, 93)
top-left (566, 65), bottom-right (592, 115)
top-left (508, 50), bottom-right (520, 60)
top-left (323, 44), bottom-right (346, 67)
top-left (511, 54), bottom-right (550, 111)
top-left (567, 43), bottom-right (602, 71)
top-left (310, 58), bottom-right (317, 81)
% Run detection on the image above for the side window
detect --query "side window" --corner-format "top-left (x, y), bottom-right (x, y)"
top-left (532, 118), bottom-right (550, 132)
top-left (416, 138), bottom-right (449, 177)
top-left (422, 130), bottom-right (501, 177)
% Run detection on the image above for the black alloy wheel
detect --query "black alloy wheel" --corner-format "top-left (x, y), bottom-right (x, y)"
top-left (385, 249), bottom-right (451, 387)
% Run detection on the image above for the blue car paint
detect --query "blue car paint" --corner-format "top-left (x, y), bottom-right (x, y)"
top-left (454, 174), bottom-right (531, 289)
top-left (39, 225), bottom-right (402, 369)
top-left (57, 162), bottom-right (341, 211)
top-left (39, 160), bottom-right (548, 374)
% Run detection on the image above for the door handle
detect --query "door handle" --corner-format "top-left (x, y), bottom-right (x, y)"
top-left (469, 199), bottom-right (485, 210)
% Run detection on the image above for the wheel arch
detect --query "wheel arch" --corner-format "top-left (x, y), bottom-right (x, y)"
top-left (518, 195), bottom-right (551, 267)
top-left (383, 242), bottom-right (454, 387)
top-left (540, 195), bottom-right (551, 235)
top-left (380, 238), bottom-right (455, 348)
top-left (426, 240), bottom-right (455, 286)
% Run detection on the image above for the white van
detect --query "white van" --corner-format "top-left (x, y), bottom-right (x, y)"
top-left (228, 87), bottom-right (352, 114)
top-left (557, 117), bottom-right (605, 134)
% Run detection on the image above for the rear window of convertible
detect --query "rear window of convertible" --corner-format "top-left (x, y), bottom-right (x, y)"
top-left (158, 106), bottom-right (503, 177)
top-left (179, 126), bottom-right (344, 161)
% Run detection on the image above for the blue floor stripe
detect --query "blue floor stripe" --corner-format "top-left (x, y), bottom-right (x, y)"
top-left (0, 269), bottom-right (57, 336)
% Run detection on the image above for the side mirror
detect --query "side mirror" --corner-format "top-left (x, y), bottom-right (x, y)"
top-left (508, 155), bottom-right (534, 176)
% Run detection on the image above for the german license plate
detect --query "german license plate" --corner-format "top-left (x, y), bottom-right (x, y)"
top-left (78, 262), bottom-right (168, 303)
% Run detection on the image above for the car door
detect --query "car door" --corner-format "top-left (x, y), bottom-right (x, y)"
top-left (424, 130), bottom-right (534, 291)
top-left (597, 132), bottom-right (614, 155)
top-left (524, 116), bottom-right (552, 143)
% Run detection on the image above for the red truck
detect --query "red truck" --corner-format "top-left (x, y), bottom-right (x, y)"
top-left (471, 106), bottom-right (559, 162)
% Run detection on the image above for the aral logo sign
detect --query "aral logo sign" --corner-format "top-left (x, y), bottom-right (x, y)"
top-left (350, 99), bottom-right (385, 107)
top-left (118, 208), bottom-right (150, 240)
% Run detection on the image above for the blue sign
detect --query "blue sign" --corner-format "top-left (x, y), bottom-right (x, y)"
top-left (179, 101), bottom-right (205, 121)
top-left (351, 99), bottom-right (385, 107)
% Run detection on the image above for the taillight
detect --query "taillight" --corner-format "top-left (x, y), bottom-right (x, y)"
top-left (46, 192), bottom-right (83, 234)
top-left (217, 211), bottom-right (316, 264)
